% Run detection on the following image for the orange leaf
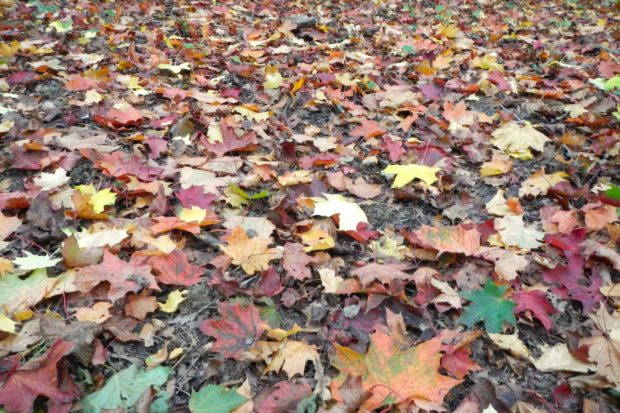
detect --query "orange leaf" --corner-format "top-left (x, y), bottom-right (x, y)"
top-left (410, 224), bottom-right (480, 256)
top-left (331, 332), bottom-right (460, 411)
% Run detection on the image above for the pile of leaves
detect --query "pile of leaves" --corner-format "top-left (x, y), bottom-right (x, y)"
top-left (0, 0), bottom-right (619, 411)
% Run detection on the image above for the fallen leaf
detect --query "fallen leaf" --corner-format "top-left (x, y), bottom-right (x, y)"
top-left (220, 226), bottom-right (282, 275)
top-left (33, 168), bottom-right (70, 191)
top-left (0, 339), bottom-right (77, 413)
top-left (459, 279), bottom-right (516, 333)
top-left (189, 384), bottom-right (248, 413)
top-left (312, 194), bottom-right (369, 232)
top-left (263, 340), bottom-right (319, 378)
top-left (382, 164), bottom-right (440, 188)
top-left (411, 224), bottom-right (480, 256)
top-left (200, 301), bottom-right (267, 360)
top-left (519, 169), bottom-right (568, 197)
top-left (513, 290), bottom-right (558, 331)
top-left (158, 290), bottom-right (188, 313)
top-left (492, 121), bottom-right (550, 158)
top-left (81, 365), bottom-right (170, 412)
top-left (495, 215), bottom-right (544, 250)
top-left (74, 302), bottom-right (113, 324)
top-left (76, 250), bottom-right (159, 301)
top-left (13, 252), bottom-right (62, 271)
top-left (149, 249), bottom-right (204, 286)
top-left (331, 332), bottom-right (461, 411)
top-left (351, 262), bottom-right (413, 287)
top-left (263, 65), bottom-right (283, 89)
top-left (532, 343), bottom-right (593, 373)
top-left (0, 268), bottom-right (57, 314)
top-left (488, 333), bottom-right (530, 359)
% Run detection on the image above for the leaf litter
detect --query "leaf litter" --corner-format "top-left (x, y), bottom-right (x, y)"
top-left (0, 0), bottom-right (619, 412)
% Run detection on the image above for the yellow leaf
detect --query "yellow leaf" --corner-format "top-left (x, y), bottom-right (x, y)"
top-left (488, 333), bottom-right (529, 359)
top-left (169, 347), bottom-right (184, 360)
top-left (158, 62), bottom-right (191, 74)
top-left (76, 185), bottom-right (117, 213)
top-left (312, 194), bottom-right (368, 232)
top-left (267, 323), bottom-right (303, 341)
top-left (382, 164), bottom-right (440, 188)
top-left (263, 340), bottom-right (319, 378)
top-left (263, 65), bottom-right (283, 89)
top-left (179, 206), bottom-right (207, 223)
top-left (519, 168), bottom-right (567, 197)
top-left (291, 77), bottom-right (305, 94)
top-left (0, 40), bottom-right (19, 58)
top-left (0, 312), bottom-right (16, 334)
top-left (480, 156), bottom-right (513, 177)
top-left (13, 309), bottom-right (33, 321)
top-left (158, 290), bottom-right (188, 313)
top-left (221, 227), bottom-right (282, 275)
top-left (491, 121), bottom-right (550, 158)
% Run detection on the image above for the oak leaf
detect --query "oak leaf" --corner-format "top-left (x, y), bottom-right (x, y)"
top-left (331, 332), bottom-right (460, 411)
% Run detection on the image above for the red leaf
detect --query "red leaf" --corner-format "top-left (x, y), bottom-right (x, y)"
top-left (351, 262), bottom-right (413, 288)
top-left (76, 250), bottom-right (160, 301)
top-left (282, 242), bottom-right (315, 281)
top-left (149, 249), bottom-right (204, 286)
top-left (175, 186), bottom-right (216, 209)
top-left (65, 74), bottom-right (98, 91)
top-left (253, 381), bottom-right (312, 413)
top-left (0, 339), bottom-right (77, 413)
top-left (93, 106), bottom-right (143, 129)
top-left (441, 347), bottom-right (480, 380)
top-left (200, 120), bottom-right (257, 157)
top-left (349, 118), bottom-right (385, 139)
top-left (254, 267), bottom-right (284, 297)
top-left (513, 290), bottom-right (558, 331)
top-left (199, 301), bottom-right (266, 359)
top-left (382, 137), bottom-right (405, 162)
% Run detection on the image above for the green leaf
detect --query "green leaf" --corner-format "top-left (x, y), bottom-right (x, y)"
top-left (82, 365), bottom-right (171, 413)
top-left (604, 185), bottom-right (620, 201)
top-left (188, 385), bottom-right (247, 413)
top-left (603, 76), bottom-right (620, 92)
top-left (228, 184), bottom-right (271, 201)
top-left (458, 279), bottom-right (516, 333)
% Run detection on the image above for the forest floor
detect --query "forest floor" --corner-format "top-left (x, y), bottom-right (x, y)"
top-left (0, 0), bottom-right (619, 412)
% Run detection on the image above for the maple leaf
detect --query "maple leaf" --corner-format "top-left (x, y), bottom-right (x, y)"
top-left (263, 65), bottom-right (283, 89)
top-left (351, 262), bottom-right (413, 287)
top-left (0, 268), bottom-right (57, 314)
top-left (513, 290), bottom-right (558, 331)
top-left (312, 194), bottom-right (369, 232)
top-left (13, 252), bottom-right (61, 271)
top-left (200, 301), bottom-right (267, 359)
top-left (282, 242), bottom-right (316, 281)
top-left (382, 164), bottom-right (440, 188)
top-left (331, 331), bottom-right (460, 411)
top-left (76, 250), bottom-right (160, 301)
top-left (582, 202), bottom-right (618, 231)
top-left (189, 384), bottom-right (247, 413)
top-left (580, 308), bottom-right (620, 390)
top-left (495, 215), bottom-right (544, 250)
top-left (220, 226), bottom-right (282, 275)
top-left (253, 381), bottom-right (312, 413)
top-left (459, 279), bottom-right (516, 333)
top-left (0, 339), bottom-right (77, 413)
top-left (480, 155), bottom-right (513, 177)
top-left (149, 249), bottom-right (204, 286)
top-left (411, 224), bottom-right (480, 256)
top-left (75, 185), bottom-right (116, 214)
top-left (519, 168), bottom-right (568, 197)
top-left (261, 340), bottom-right (320, 378)
top-left (491, 121), bottom-right (550, 159)
top-left (349, 118), bottom-right (386, 139)
top-left (82, 365), bottom-right (170, 413)
top-left (33, 168), bottom-right (70, 191)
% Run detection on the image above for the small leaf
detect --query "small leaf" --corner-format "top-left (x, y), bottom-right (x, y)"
top-left (158, 290), bottom-right (188, 313)
top-left (312, 193), bottom-right (369, 232)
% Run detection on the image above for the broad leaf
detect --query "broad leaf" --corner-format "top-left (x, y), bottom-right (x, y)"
top-left (189, 384), bottom-right (247, 413)
top-left (459, 280), bottom-right (516, 333)
top-left (82, 365), bottom-right (170, 413)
